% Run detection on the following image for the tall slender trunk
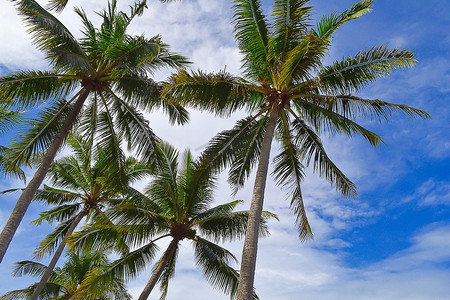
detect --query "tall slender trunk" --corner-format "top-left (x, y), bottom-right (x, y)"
top-left (30, 207), bottom-right (89, 300)
top-left (0, 89), bottom-right (90, 263)
top-left (138, 238), bottom-right (180, 300)
top-left (236, 105), bottom-right (281, 300)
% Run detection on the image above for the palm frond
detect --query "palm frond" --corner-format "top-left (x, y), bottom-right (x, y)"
top-left (198, 112), bottom-right (268, 178)
top-left (233, 0), bottom-right (271, 81)
top-left (4, 99), bottom-right (76, 171)
top-left (272, 110), bottom-right (312, 240)
top-left (32, 203), bottom-right (81, 226)
top-left (228, 115), bottom-right (268, 193)
top-left (33, 216), bottom-right (78, 259)
top-left (78, 241), bottom-right (159, 290)
top-left (193, 237), bottom-right (241, 299)
top-left (107, 89), bottom-right (160, 165)
top-left (317, 45), bottom-right (416, 93)
top-left (11, 260), bottom-right (48, 278)
top-left (14, 0), bottom-right (89, 71)
top-left (163, 69), bottom-right (263, 117)
top-left (269, 0), bottom-right (312, 63)
top-left (296, 94), bottom-right (431, 121)
top-left (293, 99), bottom-right (383, 146)
top-left (197, 209), bottom-right (275, 243)
top-left (0, 71), bottom-right (77, 110)
top-left (313, 0), bottom-right (373, 40)
top-left (157, 243), bottom-right (179, 300)
top-left (287, 107), bottom-right (357, 198)
top-left (0, 109), bottom-right (22, 135)
top-left (46, 0), bottom-right (69, 13)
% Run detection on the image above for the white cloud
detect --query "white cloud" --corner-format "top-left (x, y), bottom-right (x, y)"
top-left (402, 179), bottom-right (450, 207)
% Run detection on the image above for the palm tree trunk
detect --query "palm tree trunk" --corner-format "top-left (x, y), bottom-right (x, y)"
top-left (30, 207), bottom-right (89, 300)
top-left (138, 238), bottom-right (180, 300)
top-left (236, 105), bottom-right (281, 300)
top-left (0, 89), bottom-right (90, 263)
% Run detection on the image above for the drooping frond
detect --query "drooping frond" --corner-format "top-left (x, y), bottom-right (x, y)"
top-left (233, 0), bottom-right (271, 81)
top-left (228, 115), bottom-right (268, 193)
top-left (193, 237), bottom-right (241, 299)
top-left (272, 110), bottom-right (312, 240)
top-left (46, 0), bottom-right (69, 13)
top-left (198, 112), bottom-right (268, 178)
top-left (33, 216), bottom-right (79, 259)
top-left (293, 99), bottom-right (383, 146)
top-left (287, 108), bottom-right (357, 198)
top-left (0, 71), bottom-right (77, 110)
top-left (4, 99), bottom-right (75, 170)
top-left (163, 69), bottom-right (263, 117)
top-left (95, 95), bottom-right (127, 188)
top-left (14, 0), bottom-right (89, 71)
top-left (0, 282), bottom-right (63, 300)
top-left (296, 94), bottom-right (431, 121)
top-left (107, 89), bottom-right (160, 164)
top-left (156, 244), bottom-right (179, 300)
top-left (317, 45), bottom-right (416, 94)
top-left (78, 241), bottom-right (160, 289)
top-left (0, 147), bottom-right (26, 181)
top-left (32, 203), bottom-right (82, 226)
top-left (33, 186), bottom-right (80, 207)
top-left (11, 261), bottom-right (48, 278)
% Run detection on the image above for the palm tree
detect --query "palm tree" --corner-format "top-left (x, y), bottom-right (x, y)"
top-left (0, 250), bottom-right (131, 299)
top-left (6, 133), bottom-right (152, 299)
top-left (70, 143), bottom-right (273, 300)
top-left (0, 0), bottom-right (189, 262)
top-left (162, 0), bottom-right (431, 298)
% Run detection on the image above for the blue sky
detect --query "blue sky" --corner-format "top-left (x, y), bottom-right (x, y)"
top-left (0, 0), bottom-right (449, 299)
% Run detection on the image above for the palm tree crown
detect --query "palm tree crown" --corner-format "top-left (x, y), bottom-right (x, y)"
top-left (1, 250), bottom-right (131, 299)
top-left (71, 143), bottom-right (274, 299)
top-left (162, 0), bottom-right (430, 298)
top-left (8, 132), bottom-right (152, 299)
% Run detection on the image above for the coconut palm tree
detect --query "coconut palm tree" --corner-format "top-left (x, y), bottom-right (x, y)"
top-left (0, 0), bottom-right (189, 262)
top-left (5, 133), bottom-right (152, 299)
top-left (162, 0), bottom-right (431, 298)
top-left (0, 250), bottom-right (131, 299)
top-left (70, 143), bottom-right (273, 299)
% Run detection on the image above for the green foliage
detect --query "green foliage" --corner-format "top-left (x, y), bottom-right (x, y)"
top-left (1, 0), bottom-right (189, 172)
top-left (0, 251), bottom-right (131, 299)
top-left (162, 0), bottom-right (429, 241)
top-left (71, 143), bottom-right (274, 299)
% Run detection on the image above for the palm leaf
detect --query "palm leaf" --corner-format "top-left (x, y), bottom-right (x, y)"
top-left (4, 99), bottom-right (76, 171)
top-left (14, 0), bottom-right (89, 71)
top-left (287, 107), bottom-right (357, 198)
top-left (233, 0), bottom-right (271, 81)
top-left (0, 71), bottom-right (76, 110)
top-left (269, 0), bottom-right (312, 63)
top-left (163, 69), bottom-right (263, 117)
top-left (272, 110), bottom-right (312, 240)
top-left (317, 45), bottom-right (416, 94)
top-left (313, 0), bottom-right (373, 40)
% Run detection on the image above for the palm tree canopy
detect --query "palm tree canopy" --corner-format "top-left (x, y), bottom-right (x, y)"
top-left (162, 0), bottom-right (431, 239)
top-left (70, 143), bottom-right (275, 299)
top-left (26, 133), bottom-right (153, 260)
top-left (0, 250), bottom-right (131, 299)
top-left (1, 0), bottom-right (189, 174)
